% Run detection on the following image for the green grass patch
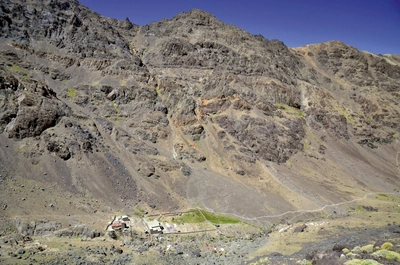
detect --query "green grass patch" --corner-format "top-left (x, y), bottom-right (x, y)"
top-left (336, 106), bottom-right (355, 125)
top-left (173, 209), bottom-right (206, 223)
top-left (173, 209), bottom-right (241, 224)
top-left (133, 206), bottom-right (146, 217)
top-left (321, 214), bottom-right (329, 219)
top-left (68, 88), bottom-right (76, 99)
top-left (275, 102), bottom-right (305, 119)
top-left (111, 101), bottom-right (121, 122)
top-left (355, 205), bottom-right (364, 212)
top-left (306, 127), bottom-right (324, 145)
top-left (303, 141), bottom-right (310, 150)
top-left (129, 43), bottom-right (135, 52)
top-left (155, 85), bottom-right (160, 96)
top-left (201, 209), bottom-right (241, 224)
top-left (9, 64), bottom-right (28, 78)
top-left (375, 194), bottom-right (400, 201)
top-left (9, 64), bottom-right (25, 73)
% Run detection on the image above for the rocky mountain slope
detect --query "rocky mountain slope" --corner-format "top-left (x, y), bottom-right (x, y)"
top-left (0, 0), bottom-right (399, 227)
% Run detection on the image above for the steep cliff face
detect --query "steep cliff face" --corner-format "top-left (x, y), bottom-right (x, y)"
top-left (0, 1), bottom-right (399, 224)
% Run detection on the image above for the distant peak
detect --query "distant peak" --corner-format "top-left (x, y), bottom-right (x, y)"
top-left (324, 40), bottom-right (348, 47)
top-left (173, 8), bottom-right (217, 23)
top-left (187, 8), bottom-right (216, 17)
top-left (297, 40), bottom-right (356, 51)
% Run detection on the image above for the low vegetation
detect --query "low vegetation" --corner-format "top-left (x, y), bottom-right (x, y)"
top-left (372, 249), bottom-right (400, 262)
top-left (173, 209), bottom-right (206, 223)
top-left (275, 102), bottom-right (305, 119)
top-left (376, 194), bottom-right (400, 202)
top-left (133, 206), bottom-right (146, 217)
top-left (68, 87), bottom-right (76, 99)
top-left (9, 64), bottom-right (28, 78)
top-left (9, 64), bottom-right (24, 74)
top-left (172, 209), bottom-right (241, 224)
top-left (336, 106), bottom-right (355, 125)
top-left (342, 242), bottom-right (400, 265)
top-left (381, 242), bottom-right (393, 250)
top-left (111, 101), bottom-right (121, 122)
top-left (201, 209), bottom-right (241, 224)
top-left (344, 259), bottom-right (381, 265)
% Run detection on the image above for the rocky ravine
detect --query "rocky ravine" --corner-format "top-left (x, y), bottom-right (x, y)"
top-left (0, 0), bottom-right (399, 254)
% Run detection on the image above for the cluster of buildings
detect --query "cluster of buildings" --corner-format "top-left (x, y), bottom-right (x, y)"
top-left (106, 212), bottom-right (216, 236)
top-left (107, 215), bottom-right (164, 235)
top-left (107, 215), bottom-right (131, 231)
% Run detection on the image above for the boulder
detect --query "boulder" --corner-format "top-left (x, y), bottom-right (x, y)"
top-left (293, 224), bottom-right (307, 233)
top-left (5, 92), bottom-right (69, 139)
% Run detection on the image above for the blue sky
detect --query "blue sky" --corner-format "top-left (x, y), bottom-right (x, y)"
top-left (79, 0), bottom-right (400, 54)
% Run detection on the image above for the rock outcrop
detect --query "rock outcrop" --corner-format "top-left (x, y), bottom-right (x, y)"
top-left (0, 0), bottom-right (399, 223)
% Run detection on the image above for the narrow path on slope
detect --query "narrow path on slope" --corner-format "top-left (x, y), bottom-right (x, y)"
top-left (202, 191), bottom-right (400, 223)
top-left (396, 138), bottom-right (400, 175)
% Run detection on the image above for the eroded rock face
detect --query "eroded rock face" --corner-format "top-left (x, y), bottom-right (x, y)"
top-left (0, 67), bottom-right (69, 139)
top-left (215, 115), bottom-right (305, 163)
top-left (307, 109), bottom-right (349, 140)
top-left (14, 219), bottom-right (62, 236)
top-left (47, 141), bottom-right (71, 160)
top-left (0, 0), bottom-right (399, 220)
top-left (314, 41), bottom-right (400, 86)
top-left (5, 92), bottom-right (68, 139)
top-left (296, 41), bottom-right (400, 146)
top-left (0, 0), bottom-right (137, 58)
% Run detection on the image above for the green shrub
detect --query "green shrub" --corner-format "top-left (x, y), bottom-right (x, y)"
top-left (346, 252), bottom-right (360, 259)
top-left (372, 249), bottom-right (400, 262)
top-left (68, 88), bottom-right (76, 98)
top-left (352, 246), bottom-right (362, 253)
top-left (360, 244), bottom-right (374, 253)
top-left (344, 259), bottom-right (382, 265)
top-left (381, 242), bottom-right (393, 250)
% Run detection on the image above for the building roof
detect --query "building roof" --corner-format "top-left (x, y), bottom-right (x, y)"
top-left (112, 221), bottom-right (123, 227)
top-left (146, 220), bottom-right (161, 228)
top-left (121, 215), bottom-right (130, 221)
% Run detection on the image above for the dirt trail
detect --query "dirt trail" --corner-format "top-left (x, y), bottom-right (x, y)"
top-left (203, 191), bottom-right (400, 223)
top-left (396, 138), bottom-right (400, 174)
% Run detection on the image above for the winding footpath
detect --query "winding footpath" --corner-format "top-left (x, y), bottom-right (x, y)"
top-left (203, 191), bottom-right (400, 223)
